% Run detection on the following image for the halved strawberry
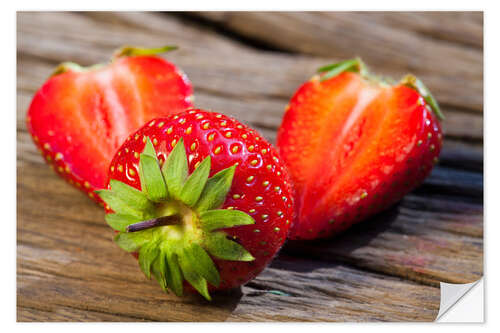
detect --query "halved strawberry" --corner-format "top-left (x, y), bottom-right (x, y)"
top-left (26, 46), bottom-right (193, 203)
top-left (277, 58), bottom-right (443, 240)
top-left (96, 110), bottom-right (294, 300)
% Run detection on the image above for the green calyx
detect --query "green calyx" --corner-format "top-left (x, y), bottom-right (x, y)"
top-left (51, 45), bottom-right (178, 77)
top-left (113, 45), bottom-right (178, 58)
top-left (317, 58), bottom-right (366, 82)
top-left (317, 58), bottom-right (444, 121)
top-left (51, 62), bottom-right (106, 77)
top-left (400, 74), bottom-right (445, 121)
top-left (95, 137), bottom-right (255, 300)
top-left (317, 58), bottom-right (394, 87)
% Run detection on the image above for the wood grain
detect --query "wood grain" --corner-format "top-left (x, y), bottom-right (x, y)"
top-left (16, 11), bottom-right (483, 322)
top-left (189, 11), bottom-right (483, 111)
top-left (191, 11), bottom-right (483, 50)
top-left (17, 11), bottom-right (484, 112)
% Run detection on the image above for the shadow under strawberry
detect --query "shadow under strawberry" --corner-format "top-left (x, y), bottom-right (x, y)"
top-left (279, 204), bottom-right (401, 272)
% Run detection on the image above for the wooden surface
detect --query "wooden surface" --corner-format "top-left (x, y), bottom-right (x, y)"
top-left (16, 11), bottom-right (483, 322)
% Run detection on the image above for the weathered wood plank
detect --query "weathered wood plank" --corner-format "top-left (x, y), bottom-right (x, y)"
top-left (284, 193), bottom-right (483, 286)
top-left (17, 305), bottom-right (140, 322)
top-left (17, 11), bottom-right (483, 113)
top-left (17, 158), bottom-right (440, 321)
top-left (16, 55), bottom-right (483, 146)
top-left (190, 11), bottom-right (483, 49)
top-left (337, 12), bottom-right (483, 49)
top-left (18, 249), bottom-right (440, 322)
top-left (438, 142), bottom-right (483, 172)
top-left (229, 255), bottom-right (440, 322)
top-left (420, 167), bottom-right (483, 199)
top-left (188, 11), bottom-right (483, 111)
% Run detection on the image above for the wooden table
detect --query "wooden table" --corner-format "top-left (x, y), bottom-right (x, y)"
top-left (17, 12), bottom-right (483, 322)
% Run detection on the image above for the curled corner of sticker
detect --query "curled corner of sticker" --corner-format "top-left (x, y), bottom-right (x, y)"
top-left (436, 278), bottom-right (484, 322)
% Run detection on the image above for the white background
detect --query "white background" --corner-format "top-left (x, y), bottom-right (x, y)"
top-left (2, 0), bottom-right (496, 331)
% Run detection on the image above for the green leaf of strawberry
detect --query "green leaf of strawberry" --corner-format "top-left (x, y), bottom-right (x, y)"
top-left (162, 138), bottom-right (189, 198)
top-left (109, 179), bottom-right (153, 211)
top-left (203, 232), bottom-right (255, 262)
top-left (199, 210), bottom-right (255, 231)
top-left (177, 249), bottom-right (211, 300)
top-left (95, 190), bottom-right (143, 218)
top-left (184, 243), bottom-right (221, 287)
top-left (194, 166), bottom-right (236, 213)
top-left (105, 214), bottom-right (143, 232)
top-left (178, 155), bottom-right (211, 206)
top-left (317, 58), bottom-right (363, 82)
top-left (151, 251), bottom-right (168, 292)
top-left (139, 138), bottom-right (169, 202)
top-left (164, 247), bottom-right (183, 297)
top-left (139, 241), bottom-right (160, 279)
top-left (114, 230), bottom-right (154, 252)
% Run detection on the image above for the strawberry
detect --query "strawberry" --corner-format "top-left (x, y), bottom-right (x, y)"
top-left (95, 110), bottom-right (294, 300)
top-left (277, 58), bottom-right (443, 240)
top-left (26, 46), bottom-right (193, 203)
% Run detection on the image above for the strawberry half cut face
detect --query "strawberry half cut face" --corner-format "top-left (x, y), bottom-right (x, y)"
top-left (277, 58), bottom-right (443, 240)
top-left (26, 46), bottom-right (193, 203)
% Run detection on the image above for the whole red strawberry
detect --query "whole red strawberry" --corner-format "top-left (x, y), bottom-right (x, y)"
top-left (96, 109), bottom-right (293, 300)
top-left (277, 58), bottom-right (443, 240)
top-left (26, 46), bottom-right (193, 203)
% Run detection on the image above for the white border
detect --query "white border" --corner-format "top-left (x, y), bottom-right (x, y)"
top-left (10, 1), bottom-right (488, 11)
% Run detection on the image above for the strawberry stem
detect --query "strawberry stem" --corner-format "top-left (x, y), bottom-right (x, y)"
top-left (127, 214), bottom-right (182, 232)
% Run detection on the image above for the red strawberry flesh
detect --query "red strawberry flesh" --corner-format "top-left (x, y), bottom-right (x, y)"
top-left (27, 51), bottom-right (193, 201)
